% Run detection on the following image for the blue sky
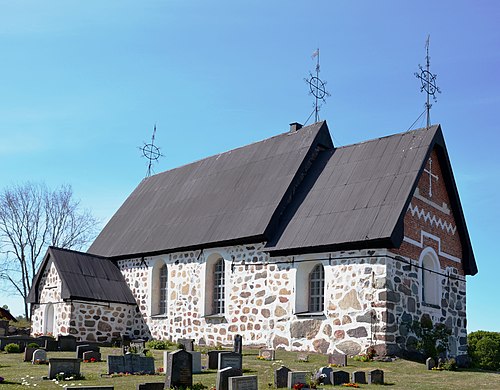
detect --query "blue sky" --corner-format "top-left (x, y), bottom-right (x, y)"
top-left (1, 1), bottom-right (498, 332)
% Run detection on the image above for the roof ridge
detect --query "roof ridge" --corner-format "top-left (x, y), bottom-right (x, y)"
top-left (49, 246), bottom-right (110, 260)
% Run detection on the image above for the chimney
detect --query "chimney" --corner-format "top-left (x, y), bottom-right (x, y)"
top-left (289, 122), bottom-right (303, 132)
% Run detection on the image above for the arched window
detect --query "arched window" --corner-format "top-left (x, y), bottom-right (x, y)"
top-left (151, 261), bottom-right (168, 316)
top-left (309, 264), bottom-right (325, 312)
top-left (295, 261), bottom-right (325, 315)
top-left (212, 258), bottom-right (225, 315)
top-left (204, 254), bottom-right (226, 316)
top-left (420, 248), bottom-right (441, 307)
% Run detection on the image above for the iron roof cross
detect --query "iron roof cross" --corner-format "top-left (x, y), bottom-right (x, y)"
top-left (423, 158), bottom-right (439, 197)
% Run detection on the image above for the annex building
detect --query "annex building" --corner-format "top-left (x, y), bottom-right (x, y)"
top-left (28, 121), bottom-right (477, 360)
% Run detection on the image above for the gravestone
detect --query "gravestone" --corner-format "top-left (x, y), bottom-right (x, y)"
top-left (330, 370), bottom-right (350, 386)
top-left (317, 367), bottom-right (333, 385)
top-left (233, 334), bottom-right (243, 354)
top-left (351, 371), bottom-right (367, 384)
top-left (328, 352), bottom-right (347, 367)
top-left (107, 354), bottom-right (155, 374)
top-left (58, 335), bottom-right (77, 351)
top-left (128, 339), bottom-right (146, 355)
top-left (219, 351), bottom-right (243, 370)
top-left (189, 351), bottom-right (202, 374)
top-left (426, 357), bottom-right (436, 370)
top-left (296, 352), bottom-right (309, 362)
top-left (165, 349), bottom-right (193, 389)
top-left (24, 347), bottom-right (37, 362)
top-left (216, 367), bottom-right (243, 390)
top-left (83, 350), bottom-right (102, 362)
top-left (287, 371), bottom-right (308, 388)
top-left (368, 369), bottom-right (384, 385)
top-left (137, 383), bottom-right (164, 390)
top-left (32, 348), bottom-right (48, 364)
top-left (208, 350), bottom-right (225, 369)
top-left (177, 338), bottom-right (194, 352)
top-left (44, 338), bottom-right (59, 352)
top-left (274, 366), bottom-right (291, 388)
top-left (76, 344), bottom-right (100, 359)
top-left (229, 375), bottom-right (258, 390)
top-left (48, 358), bottom-right (81, 379)
top-left (259, 349), bottom-right (275, 361)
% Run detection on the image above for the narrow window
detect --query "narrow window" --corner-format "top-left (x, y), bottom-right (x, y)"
top-left (159, 264), bottom-right (168, 314)
top-left (212, 258), bottom-right (225, 314)
top-left (309, 264), bottom-right (325, 312)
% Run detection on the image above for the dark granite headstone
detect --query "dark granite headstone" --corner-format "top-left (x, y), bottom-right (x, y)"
top-left (219, 351), bottom-right (243, 370)
top-left (317, 367), bottom-right (333, 385)
top-left (259, 349), bottom-right (275, 361)
top-left (351, 371), bottom-right (367, 384)
top-left (76, 344), bottom-right (100, 359)
top-left (426, 357), bottom-right (436, 370)
top-left (331, 370), bottom-right (350, 386)
top-left (208, 350), bottom-right (225, 369)
top-left (368, 369), bottom-right (384, 385)
top-left (287, 371), bottom-right (308, 388)
top-left (32, 348), bottom-right (48, 364)
top-left (107, 354), bottom-right (154, 374)
top-left (44, 338), bottom-right (59, 352)
top-left (83, 350), bottom-right (102, 362)
top-left (274, 366), bottom-right (291, 388)
top-left (58, 335), bottom-right (77, 351)
top-left (216, 367), bottom-right (243, 390)
top-left (233, 334), bottom-right (243, 354)
top-left (48, 358), bottom-right (81, 379)
top-left (229, 375), bottom-right (258, 390)
top-left (137, 383), bottom-right (164, 390)
top-left (177, 338), bottom-right (194, 352)
top-left (165, 349), bottom-right (193, 389)
top-left (24, 347), bottom-right (37, 362)
top-left (328, 352), bottom-right (347, 367)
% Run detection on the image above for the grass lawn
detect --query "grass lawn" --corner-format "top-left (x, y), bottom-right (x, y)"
top-left (0, 347), bottom-right (499, 389)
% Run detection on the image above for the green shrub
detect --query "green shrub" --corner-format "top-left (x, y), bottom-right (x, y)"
top-left (146, 339), bottom-right (175, 350)
top-left (27, 343), bottom-right (40, 348)
top-left (410, 316), bottom-right (451, 360)
top-left (468, 331), bottom-right (500, 371)
top-left (4, 343), bottom-right (21, 353)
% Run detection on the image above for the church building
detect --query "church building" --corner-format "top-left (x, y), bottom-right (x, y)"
top-left (28, 121), bottom-right (477, 360)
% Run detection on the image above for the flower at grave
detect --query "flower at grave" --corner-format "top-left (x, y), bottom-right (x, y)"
top-left (342, 384), bottom-right (360, 388)
top-left (293, 382), bottom-right (305, 390)
top-left (0, 377), bottom-right (4, 383)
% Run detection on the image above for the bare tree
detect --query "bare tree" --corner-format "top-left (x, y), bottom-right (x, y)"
top-left (0, 182), bottom-right (99, 319)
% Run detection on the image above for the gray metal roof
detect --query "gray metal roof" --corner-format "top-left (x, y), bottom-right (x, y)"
top-left (88, 121), bottom-right (332, 258)
top-left (266, 125), bottom-right (439, 252)
top-left (28, 247), bottom-right (137, 305)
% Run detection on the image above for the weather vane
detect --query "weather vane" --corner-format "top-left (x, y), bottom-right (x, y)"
top-left (305, 48), bottom-right (330, 124)
top-left (141, 124), bottom-right (162, 178)
top-left (415, 35), bottom-right (441, 128)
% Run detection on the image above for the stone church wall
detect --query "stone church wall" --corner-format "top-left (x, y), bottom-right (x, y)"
top-left (118, 246), bottom-right (392, 355)
top-left (31, 260), bottom-right (71, 336)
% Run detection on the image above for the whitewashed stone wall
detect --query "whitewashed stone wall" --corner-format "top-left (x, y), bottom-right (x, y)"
top-left (118, 245), bottom-right (392, 355)
top-left (31, 260), bottom-right (71, 336)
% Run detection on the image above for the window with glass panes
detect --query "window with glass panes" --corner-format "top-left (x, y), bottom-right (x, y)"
top-left (309, 264), bottom-right (324, 312)
top-left (212, 259), bottom-right (225, 314)
top-left (159, 264), bottom-right (168, 314)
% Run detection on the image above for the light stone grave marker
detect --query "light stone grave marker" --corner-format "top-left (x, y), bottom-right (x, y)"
top-left (229, 375), bottom-right (258, 390)
top-left (48, 357), bottom-right (81, 379)
top-left (259, 349), bottom-right (275, 361)
top-left (218, 351), bottom-right (243, 370)
top-left (216, 367), bottom-right (242, 390)
top-left (287, 371), bottom-right (308, 389)
top-left (165, 349), bottom-right (193, 390)
top-left (328, 352), bottom-right (347, 366)
top-left (32, 348), bottom-right (47, 364)
top-left (296, 353), bottom-right (308, 362)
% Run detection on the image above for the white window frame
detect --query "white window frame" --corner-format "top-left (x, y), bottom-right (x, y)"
top-left (419, 247), bottom-right (441, 307)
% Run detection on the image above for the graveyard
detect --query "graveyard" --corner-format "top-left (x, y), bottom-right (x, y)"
top-left (1, 343), bottom-right (499, 390)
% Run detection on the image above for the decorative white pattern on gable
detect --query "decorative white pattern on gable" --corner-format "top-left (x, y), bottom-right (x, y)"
top-left (408, 203), bottom-right (457, 235)
top-left (404, 230), bottom-right (461, 263)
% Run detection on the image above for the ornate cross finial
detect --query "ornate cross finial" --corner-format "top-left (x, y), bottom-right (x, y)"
top-left (415, 35), bottom-right (441, 128)
top-left (305, 48), bottom-right (330, 124)
top-left (141, 124), bottom-right (163, 178)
